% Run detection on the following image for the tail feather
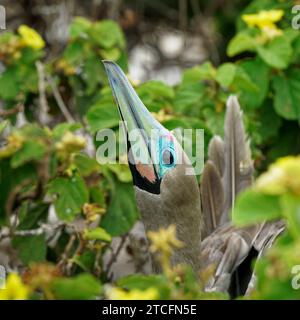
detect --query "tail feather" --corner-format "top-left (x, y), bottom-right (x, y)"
top-left (221, 96), bottom-right (253, 224)
top-left (201, 160), bottom-right (224, 238)
top-left (208, 136), bottom-right (225, 177)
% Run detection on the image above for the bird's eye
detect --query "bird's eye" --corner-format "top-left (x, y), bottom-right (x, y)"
top-left (161, 149), bottom-right (175, 166)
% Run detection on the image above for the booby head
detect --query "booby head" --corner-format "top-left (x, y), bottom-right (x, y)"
top-left (103, 61), bottom-right (202, 272)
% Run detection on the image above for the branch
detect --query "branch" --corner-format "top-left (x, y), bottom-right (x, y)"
top-left (36, 61), bottom-right (51, 125)
top-left (0, 103), bottom-right (24, 117)
top-left (47, 75), bottom-right (75, 123)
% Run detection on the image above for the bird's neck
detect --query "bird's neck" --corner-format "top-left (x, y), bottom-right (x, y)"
top-left (134, 184), bottom-right (202, 274)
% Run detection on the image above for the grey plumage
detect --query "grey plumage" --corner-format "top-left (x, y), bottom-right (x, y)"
top-left (208, 136), bottom-right (225, 177)
top-left (201, 160), bottom-right (224, 238)
top-left (221, 96), bottom-right (253, 225)
top-left (200, 96), bottom-right (284, 296)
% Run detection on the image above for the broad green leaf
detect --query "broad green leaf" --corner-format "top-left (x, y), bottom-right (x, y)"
top-left (83, 227), bottom-right (112, 242)
top-left (0, 161), bottom-right (37, 225)
top-left (104, 163), bottom-right (132, 183)
top-left (239, 58), bottom-right (270, 108)
top-left (86, 101), bottom-right (120, 134)
top-left (90, 20), bottom-right (125, 49)
top-left (11, 140), bottom-right (46, 168)
top-left (272, 69), bottom-right (300, 120)
top-left (72, 153), bottom-right (100, 176)
top-left (63, 41), bottom-right (84, 63)
top-left (227, 31), bottom-right (256, 57)
top-left (99, 47), bottom-right (121, 60)
top-left (0, 66), bottom-right (20, 100)
top-left (52, 274), bottom-right (101, 300)
top-left (233, 66), bottom-right (259, 93)
top-left (12, 234), bottom-right (47, 265)
top-left (233, 189), bottom-right (281, 226)
top-left (47, 173), bottom-right (89, 221)
top-left (18, 202), bottom-right (48, 230)
top-left (136, 81), bottom-right (174, 112)
top-left (83, 53), bottom-right (104, 95)
top-left (173, 82), bottom-right (204, 114)
top-left (52, 122), bottom-right (82, 140)
top-left (182, 62), bottom-right (216, 84)
top-left (280, 194), bottom-right (300, 239)
top-left (216, 63), bottom-right (237, 87)
top-left (69, 17), bottom-right (92, 39)
top-left (257, 36), bottom-right (292, 69)
top-left (0, 120), bottom-right (8, 135)
top-left (101, 176), bottom-right (139, 236)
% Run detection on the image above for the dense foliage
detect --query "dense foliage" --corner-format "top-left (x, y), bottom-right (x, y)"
top-left (0, 0), bottom-right (300, 299)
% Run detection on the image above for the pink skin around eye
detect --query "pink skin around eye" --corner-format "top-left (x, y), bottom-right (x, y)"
top-left (136, 162), bottom-right (157, 184)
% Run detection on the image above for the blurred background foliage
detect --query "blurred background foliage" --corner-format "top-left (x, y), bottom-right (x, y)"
top-left (0, 0), bottom-right (300, 300)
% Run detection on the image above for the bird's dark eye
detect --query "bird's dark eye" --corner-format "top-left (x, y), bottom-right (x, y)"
top-left (162, 149), bottom-right (174, 166)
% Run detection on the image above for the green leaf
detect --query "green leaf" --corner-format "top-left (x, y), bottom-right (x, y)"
top-left (52, 122), bottom-right (82, 140)
top-left (272, 69), bottom-right (300, 120)
top-left (216, 63), bottom-right (237, 87)
top-left (72, 153), bottom-right (100, 176)
top-left (47, 173), bottom-right (89, 221)
top-left (99, 47), bottom-right (121, 60)
top-left (136, 81), bottom-right (174, 112)
top-left (233, 189), bottom-right (282, 226)
top-left (117, 274), bottom-right (170, 299)
top-left (182, 62), bottom-right (216, 84)
top-left (12, 234), bottom-right (47, 265)
top-left (0, 120), bottom-right (8, 135)
top-left (11, 140), bottom-right (46, 168)
top-left (0, 161), bottom-right (37, 225)
top-left (86, 101), bottom-right (120, 134)
top-left (280, 193), bottom-right (300, 239)
top-left (257, 36), bottom-right (292, 70)
top-left (18, 202), bottom-right (48, 230)
top-left (173, 82), bottom-right (204, 114)
top-left (104, 163), bottom-right (132, 183)
top-left (63, 41), bottom-right (84, 63)
top-left (239, 58), bottom-right (270, 108)
top-left (101, 176), bottom-right (139, 236)
top-left (83, 227), bottom-right (112, 242)
top-left (52, 274), bottom-right (101, 300)
top-left (90, 20), bottom-right (125, 49)
top-left (227, 31), bottom-right (256, 57)
top-left (69, 17), bottom-right (92, 39)
top-left (0, 66), bottom-right (20, 100)
top-left (233, 66), bottom-right (259, 93)
top-left (83, 53), bottom-right (104, 95)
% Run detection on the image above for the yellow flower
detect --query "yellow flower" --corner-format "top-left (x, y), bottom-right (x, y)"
top-left (152, 109), bottom-right (173, 123)
top-left (148, 224), bottom-right (184, 256)
top-left (18, 25), bottom-right (45, 50)
top-left (107, 287), bottom-right (158, 300)
top-left (242, 10), bottom-right (284, 39)
top-left (55, 131), bottom-right (86, 155)
top-left (0, 273), bottom-right (29, 300)
top-left (0, 133), bottom-right (24, 158)
top-left (83, 203), bottom-right (106, 223)
top-left (256, 156), bottom-right (300, 196)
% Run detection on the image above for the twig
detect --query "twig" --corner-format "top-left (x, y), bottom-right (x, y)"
top-left (179, 0), bottom-right (188, 31)
top-left (36, 61), bottom-right (51, 125)
top-left (47, 75), bottom-right (75, 123)
top-left (106, 233), bottom-right (128, 278)
top-left (0, 103), bottom-right (24, 117)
